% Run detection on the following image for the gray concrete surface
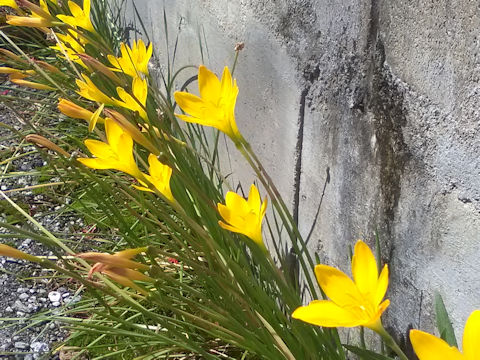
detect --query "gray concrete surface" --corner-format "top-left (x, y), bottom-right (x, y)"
top-left (122, 0), bottom-right (480, 347)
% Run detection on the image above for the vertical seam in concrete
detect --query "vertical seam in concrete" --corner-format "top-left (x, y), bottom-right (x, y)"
top-left (292, 87), bottom-right (309, 225)
top-left (364, 0), bottom-right (380, 105)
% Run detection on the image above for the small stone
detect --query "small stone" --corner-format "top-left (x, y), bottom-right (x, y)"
top-left (5, 306), bottom-right (13, 313)
top-left (48, 291), bottom-right (61, 303)
top-left (14, 341), bottom-right (28, 349)
top-left (29, 289), bottom-right (36, 294)
top-left (16, 311), bottom-right (25, 317)
top-left (51, 301), bottom-right (61, 307)
top-left (17, 287), bottom-right (27, 293)
top-left (19, 293), bottom-right (29, 301)
top-left (30, 341), bottom-right (48, 353)
top-left (21, 239), bottom-right (32, 247)
top-left (0, 185), bottom-right (7, 191)
top-left (62, 292), bottom-right (70, 298)
top-left (38, 297), bottom-right (47, 303)
top-left (13, 300), bottom-right (28, 312)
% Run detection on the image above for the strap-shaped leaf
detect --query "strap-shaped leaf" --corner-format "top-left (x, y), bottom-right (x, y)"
top-left (434, 292), bottom-right (458, 347)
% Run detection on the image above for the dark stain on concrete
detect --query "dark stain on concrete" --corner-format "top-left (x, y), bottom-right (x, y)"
top-left (368, 40), bottom-right (409, 254)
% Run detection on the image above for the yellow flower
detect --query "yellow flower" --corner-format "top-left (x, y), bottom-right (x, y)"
top-left (410, 310), bottom-right (480, 360)
top-left (0, 0), bottom-right (19, 10)
top-left (6, 15), bottom-right (52, 27)
top-left (107, 40), bottom-right (152, 78)
top-left (134, 154), bottom-right (174, 203)
top-left (115, 76), bottom-right (148, 120)
top-left (217, 184), bottom-right (267, 248)
top-left (57, 0), bottom-right (95, 33)
top-left (292, 240), bottom-right (389, 331)
top-left (77, 117), bottom-right (142, 178)
top-left (174, 65), bottom-right (242, 143)
top-left (10, 78), bottom-right (54, 90)
top-left (51, 32), bottom-right (87, 67)
top-left (6, 0), bottom-right (54, 28)
top-left (58, 98), bottom-right (105, 128)
top-left (76, 73), bottom-right (114, 105)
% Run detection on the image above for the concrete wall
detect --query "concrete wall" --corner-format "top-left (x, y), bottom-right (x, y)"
top-left (123, 0), bottom-right (480, 345)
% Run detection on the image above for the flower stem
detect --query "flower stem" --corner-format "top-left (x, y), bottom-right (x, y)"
top-left (374, 323), bottom-right (409, 360)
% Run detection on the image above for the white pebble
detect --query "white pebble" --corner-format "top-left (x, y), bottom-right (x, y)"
top-left (48, 291), bottom-right (61, 303)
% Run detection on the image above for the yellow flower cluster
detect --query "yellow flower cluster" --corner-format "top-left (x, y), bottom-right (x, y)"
top-left (5, 7), bottom-right (477, 355)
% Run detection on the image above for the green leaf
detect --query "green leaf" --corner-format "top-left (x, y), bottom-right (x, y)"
top-left (434, 292), bottom-right (458, 347)
top-left (344, 345), bottom-right (395, 360)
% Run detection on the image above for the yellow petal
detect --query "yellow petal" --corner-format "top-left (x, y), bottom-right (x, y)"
top-left (77, 157), bottom-right (113, 170)
top-left (364, 299), bottom-right (390, 331)
top-left (225, 191), bottom-right (249, 214)
top-left (314, 264), bottom-right (363, 308)
top-left (292, 300), bottom-right (365, 328)
top-left (218, 220), bottom-right (239, 233)
top-left (352, 240), bottom-right (379, 299)
top-left (410, 330), bottom-right (463, 360)
top-left (68, 0), bottom-right (83, 17)
top-left (247, 184), bottom-right (261, 212)
top-left (374, 264), bottom-right (389, 306)
top-left (132, 76), bottom-right (147, 104)
top-left (83, 0), bottom-right (91, 15)
top-left (174, 92), bottom-right (206, 119)
top-left (217, 203), bottom-right (233, 223)
top-left (105, 118), bottom-right (124, 151)
top-left (198, 65), bottom-right (221, 103)
top-left (260, 196), bottom-right (268, 219)
top-left (84, 139), bottom-right (115, 159)
top-left (0, 0), bottom-right (19, 9)
top-left (89, 103), bottom-right (104, 132)
top-left (463, 310), bottom-right (480, 360)
top-left (220, 66), bottom-right (233, 98)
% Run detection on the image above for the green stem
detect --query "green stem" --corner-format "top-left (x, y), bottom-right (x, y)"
top-left (374, 323), bottom-right (409, 360)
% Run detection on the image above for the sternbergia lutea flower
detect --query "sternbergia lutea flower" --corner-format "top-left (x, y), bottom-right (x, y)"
top-left (217, 184), bottom-right (267, 249)
top-left (6, 0), bottom-right (55, 27)
top-left (115, 77), bottom-right (148, 120)
top-left (293, 240), bottom-right (389, 331)
top-left (77, 118), bottom-right (142, 178)
top-left (57, 0), bottom-right (95, 33)
top-left (410, 310), bottom-right (480, 360)
top-left (76, 74), bottom-right (115, 105)
top-left (134, 154), bottom-right (175, 203)
top-left (174, 65), bottom-right (243, 144)
top-left (108, 40), bottom-right (153, 78)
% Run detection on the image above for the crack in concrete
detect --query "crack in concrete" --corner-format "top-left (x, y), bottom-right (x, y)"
top-left (292, 87), bottom-right (309, 226)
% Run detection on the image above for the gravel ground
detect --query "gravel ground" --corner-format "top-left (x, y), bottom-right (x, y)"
top-left (0, 99), bottom-right (84, 359)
